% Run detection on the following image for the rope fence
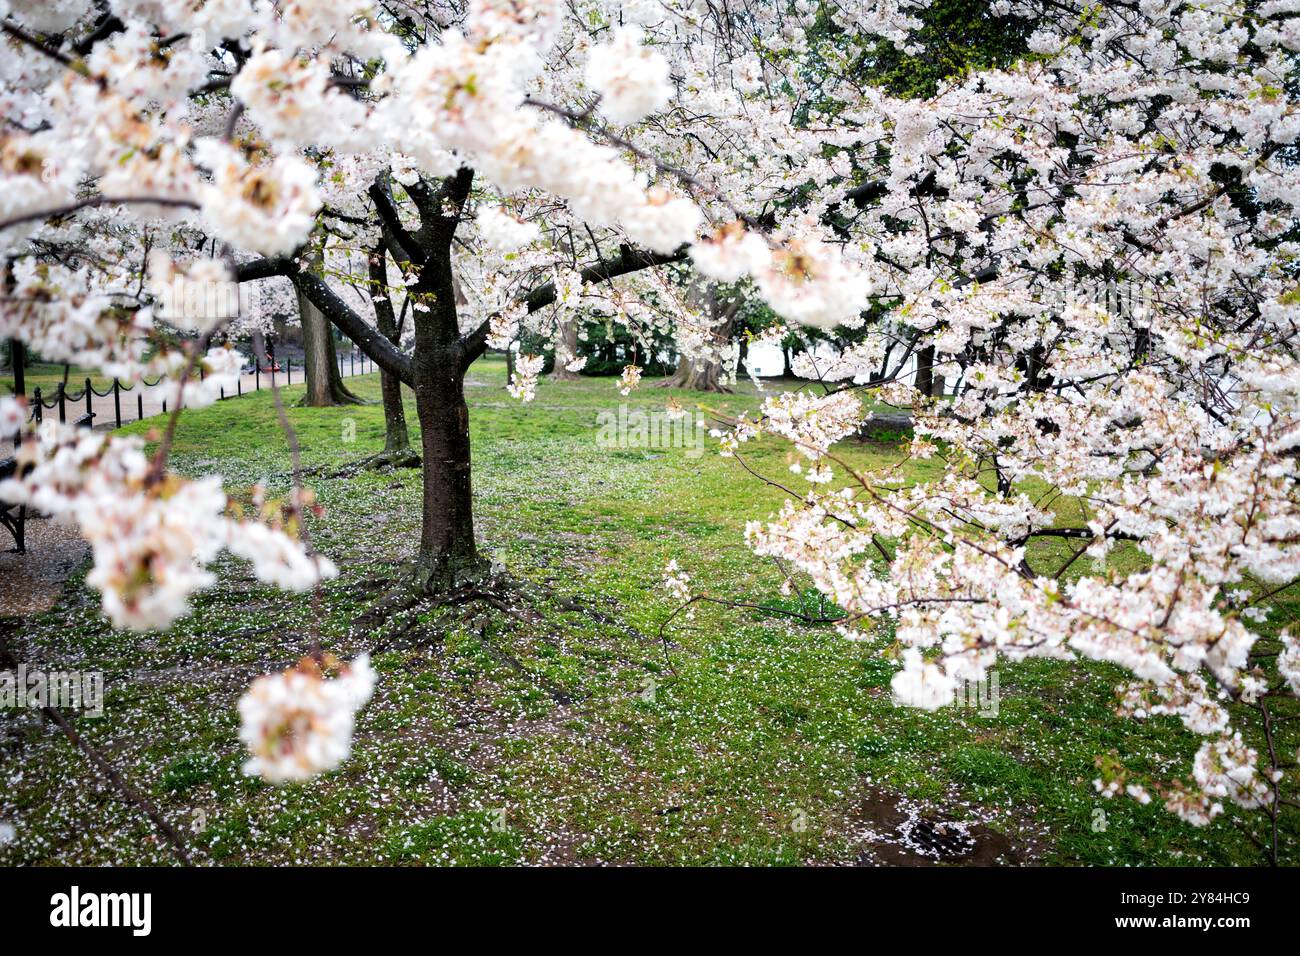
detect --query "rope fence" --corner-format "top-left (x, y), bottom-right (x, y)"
top-left (7, 350), bottom-right (375, 445)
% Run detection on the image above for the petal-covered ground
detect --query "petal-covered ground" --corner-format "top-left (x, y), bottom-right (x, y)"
top-left (1, 358), bottom-right (1294, 865)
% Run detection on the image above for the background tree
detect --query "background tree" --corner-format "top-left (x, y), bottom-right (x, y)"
top-left (367, 243), bottom-right (416, 466)
top-left (296, 241), bottom-right (365, 408)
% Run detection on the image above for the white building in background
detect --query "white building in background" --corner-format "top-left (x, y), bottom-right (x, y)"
top-left (744, 342), bottom-right (785, 377)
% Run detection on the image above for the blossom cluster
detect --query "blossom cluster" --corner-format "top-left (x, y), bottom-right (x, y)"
top-left (584, 26), bottom-right (673, 125)
top-left (507, 353), bottom-right (545, 402)
top-left (238, 653), bottom-right (377, 784)
top-left (0, 415), bottom-right (335, 631)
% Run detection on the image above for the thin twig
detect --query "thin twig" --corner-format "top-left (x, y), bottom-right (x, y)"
top-left (0, 195), bottom-right (200, 234)
top-left (41, 706), bottom-right (193, 865)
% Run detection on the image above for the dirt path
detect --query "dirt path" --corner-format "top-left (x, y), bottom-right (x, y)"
top-left (1, 362), bottom-right (376, 609)
top-left (0, 515), bottom-right (89, 617)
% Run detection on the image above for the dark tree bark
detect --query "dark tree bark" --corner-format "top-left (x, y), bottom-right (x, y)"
top-left (8, 339), bottom-right (25, 397)
top-left (378, 337), bottom-right (411, 455)
top-left (410, 188), bottom-right (485, 586)
top-left (412, 343), bottom-right (480, 587)
top-left (914, 344), bottom-right (936, 397)
top-left (374, 168), bottom-right (486, 588)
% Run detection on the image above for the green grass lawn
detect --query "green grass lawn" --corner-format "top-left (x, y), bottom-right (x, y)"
top-left (0, 355), bottom-right (1294, 865)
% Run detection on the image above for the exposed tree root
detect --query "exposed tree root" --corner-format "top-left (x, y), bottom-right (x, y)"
top-left (360, 572), bottom-right (547, 647)
top-left (471, 618), bottom-right (574, 704)
top-left (326, 449), bottom-right (422, 478)
top-left (295, 383), bottom-right (367, 408)
top-left (654, 370), bottom-right (734, 393)
top-left (354, 567), bottom-right (663, 703)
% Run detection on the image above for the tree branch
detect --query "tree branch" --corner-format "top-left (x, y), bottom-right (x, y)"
top-left (0, 195), bottom-right (199, 234)
top-left (235, 256), bottom-right (414, 385)
top-left (293, 269), bottom-right (414, 386)
top-left (455, 244), bottom-right (688, 370)
top-left (233, 256), bottom-right (296, 282)
top-left (405, 167), bottom-right (474, 248)
top-left (367, 177), bottom-right (424, 266)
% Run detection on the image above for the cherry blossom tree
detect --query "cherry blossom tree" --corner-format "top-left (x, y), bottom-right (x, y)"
top-left (0, 0), bottom-right (1296, 862)
top-left (721, 0), bottom-right (1300, 859)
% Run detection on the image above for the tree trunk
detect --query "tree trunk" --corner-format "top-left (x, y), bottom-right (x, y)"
top-left (914, 344), bottom-right (935, 398)
top-left (369, 248), bottom-right (414, 460)
top-left (410, 243), bottom-right (485, 590)
top-left (660, 353), bottom-right (732, 391)
top-left (782, 343), bottom-right (793, 378)
top-left (378, 358), bottom-right (410, 455)
top-left (412, 355), bottom-right (480, 588)
top-left (659, 284), bottom-right (736, 393)
top-left (298, 249), bottom-right (363, 407)
top-left (8, 339), bottom-right (24, 398)
top-left (550, 320), bottom-right (581, 380)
